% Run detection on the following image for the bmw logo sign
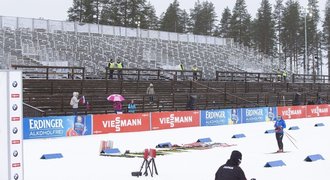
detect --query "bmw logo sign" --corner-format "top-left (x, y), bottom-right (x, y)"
top-left (13, 150), bottom-right (18, 157)
top-left (14, 173), bottom-right (19, 180)
top-left (12, 81), bottom-right (18, 88)
top-left (12, 104), bottom-right (18, 111)
top-left (12, 127), bottom-right (18, 134)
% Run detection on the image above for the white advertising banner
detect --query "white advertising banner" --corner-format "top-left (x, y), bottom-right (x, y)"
top-left (0, 70), bottom-right (23, 180)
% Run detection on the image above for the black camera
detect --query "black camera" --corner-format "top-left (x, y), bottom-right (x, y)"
top-left (131, 171), bottom-right (142, 177)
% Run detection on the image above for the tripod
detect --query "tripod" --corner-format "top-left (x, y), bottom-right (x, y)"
top-left (137, 157), bottom-right (158, 177)
top-left (132, 149), bottom-right (159, 177)
top-left (147, 157), bottom-right (158, 177)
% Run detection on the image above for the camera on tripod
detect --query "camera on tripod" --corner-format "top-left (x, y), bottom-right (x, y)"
top-left (131, 148), bottom-right (158, 177)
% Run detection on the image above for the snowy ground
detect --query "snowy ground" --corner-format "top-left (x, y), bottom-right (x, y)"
top-left (23, 117), bottom-right (330, 180)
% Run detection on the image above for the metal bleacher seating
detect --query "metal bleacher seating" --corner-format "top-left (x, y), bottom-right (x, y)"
top-left (2, 16), bottom-right (308, 117)
top-left (0, 16), bottom-right (277, 79)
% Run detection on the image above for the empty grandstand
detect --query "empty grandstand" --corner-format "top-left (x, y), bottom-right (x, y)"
top-left (3, 16), bottom-right (327, 117)
top-left (0, 16), bottom-right (277, 79)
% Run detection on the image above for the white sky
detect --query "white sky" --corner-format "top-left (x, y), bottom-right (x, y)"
top-left (23, 117), bottom-right (330, 180)
top-left (0, 0), bottom-right (326, 21)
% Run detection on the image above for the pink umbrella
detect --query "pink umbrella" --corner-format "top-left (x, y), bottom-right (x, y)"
top-left (107, 94), bottom-right (125, 102)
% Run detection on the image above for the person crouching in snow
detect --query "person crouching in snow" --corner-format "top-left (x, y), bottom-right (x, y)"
top-left (274, 115), bottom-right (286, 152)
top-left (215, 150), bottom-right (247, 180)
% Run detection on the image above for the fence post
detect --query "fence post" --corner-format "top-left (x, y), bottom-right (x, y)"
top-left (71, 68), bottom-right (74, 80)
top-left (46, 67), bottom-right (49, 80)
top-left (215, 71), bottom-right (219, 81)
top-left (82, 67), bottom-right (85, 80)
top-left (105, 68), bottom-right (108, 80)
top-left (292, 73), bottom-right (295, 83)
top-left (142, 95), bottom-right (145, 112)
top-left (137, 69), bottom-right (140, 81)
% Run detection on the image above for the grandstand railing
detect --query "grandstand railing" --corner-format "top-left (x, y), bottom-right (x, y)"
top-left (11, 64), bottom-right (202, 81)
top-left (0, 16), bottom-right (233, 46)
top-left (216, 71), bottom-right (329, 83)
top-left (104, 68), bottom-right (203, 81)
top-left (292, 73), bottom-right (330, 83)
top-left (12, 65), bottom-right (85, 80)
top-left (23, 102), bottom-right (45, 117)
top-left (216, 71), bottom-right (278, 82)
top-left (11, 64), bottom-right (330, 84)
top-left (23, 89), bottom-right (329, 117)
top-left (23, 92), bottom-right (266, 117)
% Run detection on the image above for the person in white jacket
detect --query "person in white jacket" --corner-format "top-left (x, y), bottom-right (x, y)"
top-left (70, 92), bottom-right (80, 115)
top-left (146, 83), bottom-right (155, 104)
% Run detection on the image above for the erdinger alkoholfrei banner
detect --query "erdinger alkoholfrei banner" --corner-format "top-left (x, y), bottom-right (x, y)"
top-left (23, 115), bottom-right (92, 139)
top-left (92, 113), bottom-right (150, 134)
top-left (277, 106), bottom-right (307, 120)
top-left (200, 109), bottom-right (231, 126)
top-left (151, 111), bottom-right (200, 130)
top-left (241, 107), bottom-right (273, 123)
top-left (306, 104), bottom-right (330, 118)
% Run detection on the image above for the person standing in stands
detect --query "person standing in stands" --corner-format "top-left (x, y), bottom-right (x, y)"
top-left (277, 68), bottom-right (282, 82)
top-left (274, 115), bottom-right (286, 153)
top-left (179, 61), bottom-right (185, 80)
top-left (128, 99), bottom-right (137, 113)
top-left (108, 59), bottom-right (115, 79)
top-left (113, 101), bottom-right (123, 114)
top-left (292, 92), bottom-right (301, 106)
top-left (282, 69), bottom-right (287, 82)
top-left (146, 83), bottom-right (155, 104)
top-left (192, 64), bottom-right (198, 81)
top-left (70, 92), bottom-right (80, 115)
top-left (117, 59), bottom-right (123, 79)
top-left (316, 95), bottom-right (324, 104)
top-left (215, 150), bottom-right (247, 180)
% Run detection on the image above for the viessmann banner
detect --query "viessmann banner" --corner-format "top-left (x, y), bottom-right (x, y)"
top-left (151, 111), bottom-right (200, 130)
top-left (23, 115), bottom-right (92, 139)
top-left (306, 104), bottom-right (330, 118)
top-left (93, 113), bottom-right (150, 134)
top-left (277, 106), bottom-right (307, 120)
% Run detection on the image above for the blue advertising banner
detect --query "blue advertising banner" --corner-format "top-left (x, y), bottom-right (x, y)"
top-left (23, 115), bottom-right (92, 139)
top-left (241, 107), bottom-right (270, 123)
top-left (230, 108), bottom-right (242, 124)
top-left (201, 109), bottom-right (231, 126)
top-left (266, 107), bottom-right (277, 122)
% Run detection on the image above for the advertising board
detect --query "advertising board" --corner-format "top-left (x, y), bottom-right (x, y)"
top-left (93, 113), bottom-right (150, 134)
top-left (23, 115), bottom-right (92, 139)
top-left (151, 111), bottom-right (200, 130)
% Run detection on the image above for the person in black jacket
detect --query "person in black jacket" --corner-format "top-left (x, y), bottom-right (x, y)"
top-left (215, 150), bottom-right (247, 180)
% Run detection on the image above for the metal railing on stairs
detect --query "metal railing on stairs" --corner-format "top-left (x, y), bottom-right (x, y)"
top-left (23, 102), bottom-right (45, 117)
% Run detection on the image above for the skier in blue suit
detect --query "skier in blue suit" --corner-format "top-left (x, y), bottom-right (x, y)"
top-left (274, 115), bottom-right (286, 152)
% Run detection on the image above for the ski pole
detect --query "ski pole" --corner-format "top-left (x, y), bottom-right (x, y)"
top-left (285, 131), bottom-right (296, 142)
top-left (285, 132), bottom-right (298, 149)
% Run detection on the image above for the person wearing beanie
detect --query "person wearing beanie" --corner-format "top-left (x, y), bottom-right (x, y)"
top-left (215, 150), bottom-right (247, 180)
top-left (274, 115), bottom-right (287, 152)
